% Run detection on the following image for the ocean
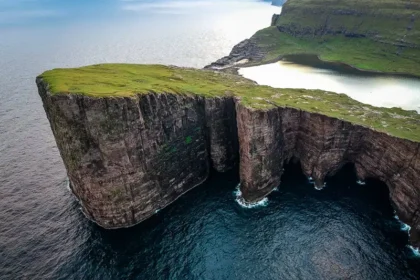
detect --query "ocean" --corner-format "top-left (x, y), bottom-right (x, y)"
top-left (0, 0), bottom-right (419, 279)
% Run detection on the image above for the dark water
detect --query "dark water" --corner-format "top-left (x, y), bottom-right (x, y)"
top-left (1, 0), bottom-right (420, 279)
top-left (4, 164), bottom-right (419, 279)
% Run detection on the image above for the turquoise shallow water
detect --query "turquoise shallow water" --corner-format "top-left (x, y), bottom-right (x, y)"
top-left (1, 1), bottom-right (419, 279)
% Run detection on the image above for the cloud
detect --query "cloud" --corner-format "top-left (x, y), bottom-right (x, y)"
top-left (0, 0), bottom-right (61, 24)
top-left (120, 0), bottom-right (259, 13)
top-left (121, 1), bottom-right (213, 11)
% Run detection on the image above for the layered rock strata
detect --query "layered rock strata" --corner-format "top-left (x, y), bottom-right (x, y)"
top-left (37, 79), bottom-right (237, 228)
top-left (236, 103), bottom-right (420, 247)
top-left (38, 80), bottom-right (420, 247)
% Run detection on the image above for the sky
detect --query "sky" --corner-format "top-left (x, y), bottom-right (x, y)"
top-left (0, 0), bottom-right (116, 25)
top-left (0, 0), bottom-right (274, 26)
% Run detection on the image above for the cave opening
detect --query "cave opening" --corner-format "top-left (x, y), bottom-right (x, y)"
top-left (276, 159), bottom-right (420, 252)
top-left (280, 159), bottom-right (393, 214)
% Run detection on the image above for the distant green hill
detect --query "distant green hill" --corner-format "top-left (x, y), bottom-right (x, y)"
top-left (253, 0), bottom-right (420, 75)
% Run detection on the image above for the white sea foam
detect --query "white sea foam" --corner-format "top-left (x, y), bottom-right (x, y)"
top-left (236, 196), bottom-right (269, 208)
top-left (234, 184), bottom-right (269, 208)
top-left (233, 184), bottom-right (242, 197)
top-left (401, 223), bottom-right (411, 232)
top-left (356, 180), bottom-right (366, 185)
top-left (395, 210), bottom-right (420, 257)
top-left (65, 178), bottom-right (71, 192)
top-left (394, 213), bottom-right (412, 232)
top-left (307, 176), bottom-right (326, 190)
top-left (314, 183), bottom-right (326, 191)
top-left (408, 245), bottom-right (420, 257)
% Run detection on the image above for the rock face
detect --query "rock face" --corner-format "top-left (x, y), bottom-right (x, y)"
top-left (205, 97), bottom-right (239, 172)
top-left (37, 79), bottom-right (237, 228)
top-left (271, 0), bottom-right (420, 48)
top-left (37, 80), bottom-right (420, 247)
top-left (204, 39), bottom-right (265, 70)
top-left (236, 103), bottom-right (420, 247)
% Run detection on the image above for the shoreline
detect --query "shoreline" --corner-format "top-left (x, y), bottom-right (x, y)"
top-left (205, 39), bottom-right (420, 79)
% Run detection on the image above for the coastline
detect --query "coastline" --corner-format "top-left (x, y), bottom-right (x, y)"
top-left (205, 39), bottom-right (420, 79)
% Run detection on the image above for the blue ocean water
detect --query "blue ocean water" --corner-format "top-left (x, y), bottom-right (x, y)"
top-left (0, 1), bottom-right (419, 279)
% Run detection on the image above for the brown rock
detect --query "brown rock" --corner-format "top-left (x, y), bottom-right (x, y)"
top-left (236, 102), bottom-right (420, 247)
top-left (37, 80), bottom-right (420, 247)
top-left (37, 79), bottom-right (236, 228)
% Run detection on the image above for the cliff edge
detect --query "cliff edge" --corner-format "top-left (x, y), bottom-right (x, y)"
top-left (37, 64), bottom-right (420, 247)
top-left (207, 0), bottom-right (420, 76)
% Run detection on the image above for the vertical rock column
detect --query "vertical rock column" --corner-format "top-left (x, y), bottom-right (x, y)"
top-left (205, 97), bottom-right (239, 172)
top-left (236, 102), bottom-right (284, 202)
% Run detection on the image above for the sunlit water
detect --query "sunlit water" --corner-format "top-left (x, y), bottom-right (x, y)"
top-left (1, 1), bottom-right (420, 279)
top-left (239, 55), bottom-right (420, 112)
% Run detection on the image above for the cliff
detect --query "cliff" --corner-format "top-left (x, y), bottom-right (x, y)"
top-left (273, 0), bottom-right (420, 47)
top-left (37, 85), bottom-right (237, 228)
top-left (37, 64), bottom-right (420, 247)
top-left (208, 0), bottom-right (420, 76)
top-left (237, 104), bottom-right (420, 247)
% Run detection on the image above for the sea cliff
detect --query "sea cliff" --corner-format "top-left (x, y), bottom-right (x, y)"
top-left (236, 104), bottom-right (420, 247)
top-left (207, 0), bottom-right (420, 76)
top-left (37, 83), bottom-right (237, 228)
top-left (37, 64), bottom-right (420, 247)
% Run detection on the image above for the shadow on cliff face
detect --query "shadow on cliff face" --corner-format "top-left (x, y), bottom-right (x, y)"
top-left (283, 159), bottom-right (392, 212)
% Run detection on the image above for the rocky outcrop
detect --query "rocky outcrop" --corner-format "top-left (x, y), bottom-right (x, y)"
top-left (37, 80), bottom-right (420, 247)
top-left (204, 39), bottom-right (265, 70)
top-left (236, 103), bottom-right (420, 247)
top-left (271, 14), bottom-right (281, 26)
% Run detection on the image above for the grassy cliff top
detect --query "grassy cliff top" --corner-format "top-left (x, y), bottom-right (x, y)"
top-left (254, 0), bottom-right (420, 76)
top-left (40, 64), bottom-right (252, 98)
top-left (39, 64), bottom-right (420, 142)
top-left (275, 0), bottom-right (420, 46)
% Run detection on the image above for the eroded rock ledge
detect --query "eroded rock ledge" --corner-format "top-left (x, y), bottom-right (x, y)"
top-left (204, 39), bottom-right (266, 70)
top-left (36, 67), bottom-right (420, 247)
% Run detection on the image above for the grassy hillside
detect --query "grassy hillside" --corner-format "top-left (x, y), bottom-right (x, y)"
top-left (39, 64), bottom-right (420, 141)
top-left (254, 0), bottom-right (420, 75)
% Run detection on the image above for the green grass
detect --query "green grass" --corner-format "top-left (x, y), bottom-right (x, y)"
top-left (252, 28), bottom-right (420, 75)
top-left (276, 0), bottom-right (420, 47)
top-left (185, 136), bottom-right (193, 144)
top-left (39, 64), bottom-right (420, 142)
top-left (254, 0), bottom-right (420, 76)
